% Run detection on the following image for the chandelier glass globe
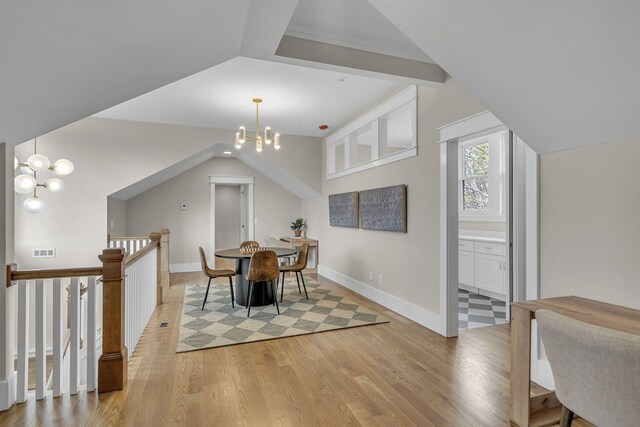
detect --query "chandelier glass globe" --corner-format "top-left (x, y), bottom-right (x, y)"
top-left (46, 178), bottom-right (65, 193)
top-left (14, 174), bottom-right (37, 194)
top-left (52, 159), bottom-right (74, 176)
top-left (27, 154), bottom-right (51, 172)
top-left (23, 196), bottom-right (45, 213)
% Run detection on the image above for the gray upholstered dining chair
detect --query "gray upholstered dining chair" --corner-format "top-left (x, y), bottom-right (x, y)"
top-left (246, 250), bottom-right (280, 318)
top-left (198, 247), bottom-right (235, 310)
top-left (536, 309), bottom-right (640, 427)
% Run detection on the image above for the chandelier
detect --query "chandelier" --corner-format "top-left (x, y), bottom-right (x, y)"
top-left (14, 138), bottom-right (75, 213)
top-left (234, 98), bottom-right (281, 152)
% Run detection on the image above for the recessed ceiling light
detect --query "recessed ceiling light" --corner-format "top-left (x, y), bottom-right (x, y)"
top-left (223, 151), bottom-right (232, 155)
top-left (339, 77), bottom-right (349, 83)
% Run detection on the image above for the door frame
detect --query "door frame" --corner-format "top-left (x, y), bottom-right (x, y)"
top-left (209, 176), bottom-right (255, 262)
top-left (439, 111), bottom-right (539, 337)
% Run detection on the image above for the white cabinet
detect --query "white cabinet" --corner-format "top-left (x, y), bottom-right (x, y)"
top-left (458, 238), bottom-right (507, 300)
top-left (459, 250), bottom-right (475, 286)
top-left (475, 253), bottom-right (507, 295)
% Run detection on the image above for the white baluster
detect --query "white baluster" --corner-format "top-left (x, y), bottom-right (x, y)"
top-left (69, 277), bottom-right (80, 394)
top-left (87, 276), bottom-right (97, 392)
top-left (52, 278), bottom-right (64, 397)
top-left (35, 279), bottom-right (46, 400)
top-left (16, 280), bottom-right (29, 403)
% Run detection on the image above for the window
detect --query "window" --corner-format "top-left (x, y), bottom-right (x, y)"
top-left (459, 131), bottom-right (506, 218)
top-left (326, 86), bottom-right (417, 179)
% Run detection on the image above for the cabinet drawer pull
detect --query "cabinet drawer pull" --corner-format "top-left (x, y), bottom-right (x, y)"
top-left (484, 246), bottom-right (493, 250)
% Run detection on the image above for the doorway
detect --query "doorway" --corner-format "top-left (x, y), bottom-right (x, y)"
top-left (209, 176), bottom-right (255, 266)
top-left (439, 111), bottom-right (539, 337)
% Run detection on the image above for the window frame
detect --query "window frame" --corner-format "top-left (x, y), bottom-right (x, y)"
top-left (458, 131), bottom-right (506, 221)
top-left (326, 86), bottom-right (417, 180)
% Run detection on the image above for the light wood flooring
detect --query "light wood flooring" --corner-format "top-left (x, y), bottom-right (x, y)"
top-left (0, 273), bottom-right (591, 426)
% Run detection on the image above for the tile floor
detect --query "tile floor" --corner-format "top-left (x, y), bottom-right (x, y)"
top-left (458, 289), bottom-right (508, 330)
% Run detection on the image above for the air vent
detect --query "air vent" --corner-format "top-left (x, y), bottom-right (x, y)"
top-left (32, 248), bottom-right (56, 258)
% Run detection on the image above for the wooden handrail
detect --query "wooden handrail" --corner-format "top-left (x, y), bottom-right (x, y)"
top-left (108, 235), bottom-right (150, 242)
top-left (124, 240), bottom-right (159, 268)
top-left (7, 265), bottom-right (103, 287)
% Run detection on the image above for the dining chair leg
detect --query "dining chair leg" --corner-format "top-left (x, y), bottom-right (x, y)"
top-left (202, 277), bottom-right (212, 310)
top-left (559, 406), bottom-right (574, 427)
top-left (270, 280), bottom-right (280, 315)
top-left (281, 271), bottom-right (285, 302)
top-left (295, 272), bottom-right (302, 294)
top-left (228, 276), bottom-right (235, 308)
top-left (300, 273), bottom-right (308, 300)
top-left (247, 281), bottom-right (254, 318)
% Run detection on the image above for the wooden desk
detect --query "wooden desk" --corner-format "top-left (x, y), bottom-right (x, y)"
top-left (510, 296), bottom-right (640, 427)
top-left (280, 237), bottom-right (319, 271)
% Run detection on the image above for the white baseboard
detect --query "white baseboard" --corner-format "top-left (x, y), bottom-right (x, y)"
top-left (533, 358), bottom-right (556, 390)
top-left (318, 265), bottom-right (443, 335)
top-left (0, 373), bottom-right (16, 411)
top-left (170, 263), bottom-right (200, 273)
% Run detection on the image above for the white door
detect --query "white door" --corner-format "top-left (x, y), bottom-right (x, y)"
top-left (475, 253), bottom-right (506, 296)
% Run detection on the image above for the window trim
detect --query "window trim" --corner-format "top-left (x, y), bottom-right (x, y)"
top-left (326, 86), bottom-right (417, 180)
top-left (458, 131), bottom-right (507, 220)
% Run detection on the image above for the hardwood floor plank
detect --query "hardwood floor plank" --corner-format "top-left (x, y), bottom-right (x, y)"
top-left (0, 272), bottom-right (595, 426)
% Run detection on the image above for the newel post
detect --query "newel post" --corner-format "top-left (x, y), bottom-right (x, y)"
top-left (159, 228), bottom-right (170, 288)
top-left (98, 248), bottom-right (127, 393)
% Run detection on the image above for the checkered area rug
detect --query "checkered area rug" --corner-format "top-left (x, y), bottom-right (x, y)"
top-left (458, 289), bottom-right (508, 330)
top-left (176, 276), bottom-right (388, 353)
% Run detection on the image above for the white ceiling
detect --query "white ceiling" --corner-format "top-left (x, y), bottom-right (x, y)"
top-left (94, 57), bottom-right (401, 137)
top-left (0, 0), bottom-right (252, 145)
top-left (368, 0), bottom-right (640, 153)
top-left (286, 0), bottom-right (434, 63)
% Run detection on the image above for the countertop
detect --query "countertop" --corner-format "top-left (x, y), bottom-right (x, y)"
top-left (459, 230), bottom-right (506, 244)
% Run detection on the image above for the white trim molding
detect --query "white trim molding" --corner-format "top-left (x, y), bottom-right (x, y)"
top-left (0, 373), bottom-right (16, 411)
top-left (438, 110), bottom-right (506, 144)
top-left (318, 265), bottom-right (442, 334)
top-left (170, 263), bottom-right (201, 273)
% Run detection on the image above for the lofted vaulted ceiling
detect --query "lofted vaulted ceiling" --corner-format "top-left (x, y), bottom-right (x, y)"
top-left (367, 0), bottom-right (640, 153)
top-left (4, 0), bottom-right (640, 155)
top-left (94, 57), bottom-right (400, 138)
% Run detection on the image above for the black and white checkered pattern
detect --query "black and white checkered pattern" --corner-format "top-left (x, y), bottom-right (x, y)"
top-left (177, 276), bottom-right (388, 352)
top-left (458, 289), bottom-right (507, 330)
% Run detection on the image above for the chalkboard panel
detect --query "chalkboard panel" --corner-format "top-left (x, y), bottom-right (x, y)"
top-left (329, 192), bottom-right (359, 228)
top-left (359, 185), bottom-right (407, 232)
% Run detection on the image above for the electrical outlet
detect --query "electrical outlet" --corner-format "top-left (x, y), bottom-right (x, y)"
top-left (369, 272), bottom-right (373, 281)
top-left (378, 274), bottom-right (383, 285)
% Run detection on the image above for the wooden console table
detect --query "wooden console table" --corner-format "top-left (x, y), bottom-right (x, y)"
top-left (280, 237), bottom-right (318, 271)
top-left (510, 296), bottom-right (640, 426)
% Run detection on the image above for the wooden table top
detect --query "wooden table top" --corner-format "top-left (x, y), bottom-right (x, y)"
top-left (214, 247), bottom-right (296, 259)
top-left (512, 296), bottom-right (640, 336)
top-left (280, 237), bottom-right (318, 244)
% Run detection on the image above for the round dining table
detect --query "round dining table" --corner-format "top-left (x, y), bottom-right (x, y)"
top-left (214, 247), bottom-right (297, 307)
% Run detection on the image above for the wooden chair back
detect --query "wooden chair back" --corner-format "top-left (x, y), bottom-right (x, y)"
top-left (247, 250), bottom-right (279, 282)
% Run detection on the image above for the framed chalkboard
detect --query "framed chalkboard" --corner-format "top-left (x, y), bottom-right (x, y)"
top-left (359, 185), bottom-right (407, 232)
top-left (329, 192), bottom-right (359, 228)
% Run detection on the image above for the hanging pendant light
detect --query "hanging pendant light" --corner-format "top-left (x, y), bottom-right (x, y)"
top-left (234, 98), bottom-right (281, 152)
top-left (14, 138), bottom-right (74, 213)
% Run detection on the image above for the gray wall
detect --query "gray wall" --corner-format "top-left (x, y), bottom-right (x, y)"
top-left (107, 196), bottom-right (127, 237)
top-left (14, 117), bottom-right (320, 269)
top-left (303, 80), bottom-right (486, 314)
top-left (540, 139), bottom-right (640, 309)
top-left (125, 157), bottom-right (302, 268)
